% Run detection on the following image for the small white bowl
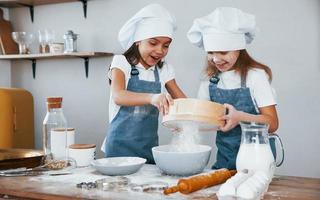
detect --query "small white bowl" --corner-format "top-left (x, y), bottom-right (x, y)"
top-left (152, 145), bottom-right (211, 176)
top-left (91, 157), bottom-right (146, 176)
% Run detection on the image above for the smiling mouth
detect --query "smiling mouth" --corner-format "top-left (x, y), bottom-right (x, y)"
top-left (150, 55), bottom-right (161, 62)
top-left (216, 63), bottom-right (227, 68)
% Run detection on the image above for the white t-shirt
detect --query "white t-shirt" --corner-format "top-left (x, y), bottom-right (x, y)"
top-left (197, 68), bottom-right (277, 113)
top-left (102, 55), bottom-right (175, 152)
top-left (108, 54), bottom-right (175, 122)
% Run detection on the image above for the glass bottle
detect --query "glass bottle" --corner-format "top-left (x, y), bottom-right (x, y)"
top-left (42, 97), bottom-right (68, 169)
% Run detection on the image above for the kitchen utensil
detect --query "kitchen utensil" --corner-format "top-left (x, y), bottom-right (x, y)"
top-left (91, 157), bottom-right (146, 176)
top-left (164, 169), bottom-right (236, 195)
top-left (162, 98), bottom-right (226, 132)
top-left (0, 170), bottom-right (43, 177)
top-left (95, 176), bottom-right (130, 190)
top-left (152, 144), bottom-right (211, 176)
top-left (11, 32), bottom-right (34, 54)
top-left (0, 148), bottom-right (44, 170)
top-left (0, 8), bottom-right (18, 54)
top-left (0, 165), bottom-right (72, 177)
top-left (236, 122), bottom-right (284, 179)
top-left (130, 181), bottom-right (168, 193)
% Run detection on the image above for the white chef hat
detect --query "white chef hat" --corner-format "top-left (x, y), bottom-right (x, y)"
top-left (118, 4), bottom-right (177, 50)
top-left (187, 7), bottom-right (256, 52)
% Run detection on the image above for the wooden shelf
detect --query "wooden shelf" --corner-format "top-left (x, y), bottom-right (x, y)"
top-left (0, 0), bottom-right (90, 22)
top-left (0, 0), bottom-right (81, 7)
top-left (0, 51), bottom-right (113, 79)
top-left (0, 52), bottom-right (112, 59)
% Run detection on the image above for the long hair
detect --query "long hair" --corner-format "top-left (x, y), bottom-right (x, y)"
top-left (108, 43), bottom-right (164, 84)
top-left (205, 49), bottom-right (272, 82)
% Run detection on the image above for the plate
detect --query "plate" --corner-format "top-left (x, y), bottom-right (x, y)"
top-left (91, 157), bottom-right (146, 176)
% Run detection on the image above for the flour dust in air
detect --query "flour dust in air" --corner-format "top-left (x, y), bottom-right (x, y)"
top-left (169, 122), bottom-right (202, 152)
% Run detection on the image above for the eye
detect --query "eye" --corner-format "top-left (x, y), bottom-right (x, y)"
top-left (163, 44), bottom-right (170, 48)
top-left (149, 40), bottom-right (157, 46)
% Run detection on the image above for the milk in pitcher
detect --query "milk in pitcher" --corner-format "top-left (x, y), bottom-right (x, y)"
top-left (236, 143), bottom-right (275, 177)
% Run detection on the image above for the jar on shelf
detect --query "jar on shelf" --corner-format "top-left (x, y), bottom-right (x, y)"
top-left (42, 96), bottom-right (69, 169)
top-left (63, 30), bottom-right (78, 53)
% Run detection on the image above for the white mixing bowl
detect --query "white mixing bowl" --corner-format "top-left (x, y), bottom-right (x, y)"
top-left (152, 145), bottom-right (212, 176)
top-left (91, 157), bottom-right (146, 176)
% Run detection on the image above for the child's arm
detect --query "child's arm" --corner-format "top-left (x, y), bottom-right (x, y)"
top-left (165, 79), bottom-right (187, 99)
top-left (219, 104), bottom-right (279, 133)
top-left (111, 68), bottom-right (173, 114)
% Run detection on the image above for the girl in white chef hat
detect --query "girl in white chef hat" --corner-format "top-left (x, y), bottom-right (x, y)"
top-left (188, 7), bottom-right (280, 170)
top-left (103, 4), bottom-right (186, 164)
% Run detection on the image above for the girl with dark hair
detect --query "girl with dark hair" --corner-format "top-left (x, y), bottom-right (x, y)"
top-left (102, 4), bottom-right (186, 164)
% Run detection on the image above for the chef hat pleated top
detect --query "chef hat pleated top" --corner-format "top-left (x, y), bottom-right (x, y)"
top-left (118, 4), bottom-right (177, 50)
top-left (187, 7), bottom-right (256, 52)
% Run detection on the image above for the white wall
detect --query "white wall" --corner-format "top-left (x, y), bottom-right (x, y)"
top-left (0, 8), bottom-right (11, 87)
top-left (1, 0), bottom-right (319, 178)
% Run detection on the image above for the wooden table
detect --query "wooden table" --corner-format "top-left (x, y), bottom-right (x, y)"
top-left (0, 166), bottom-right (319, 200)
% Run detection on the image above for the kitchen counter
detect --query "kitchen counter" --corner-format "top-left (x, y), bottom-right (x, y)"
top-left (0, 165), bottom-right (319, 200)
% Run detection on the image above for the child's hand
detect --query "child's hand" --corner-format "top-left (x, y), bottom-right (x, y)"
top-left (170, 127), bottom-right (182, 134)
top-left (219, 103), bottom-right (242, 132)
top-left (150, 93), bottom-right (173, 115)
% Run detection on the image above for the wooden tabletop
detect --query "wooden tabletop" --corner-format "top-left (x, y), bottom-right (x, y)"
top-left (0, 167), bottom-right (319, 200)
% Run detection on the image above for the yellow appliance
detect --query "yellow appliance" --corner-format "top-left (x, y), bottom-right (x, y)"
top-left (0, 88), bottom-right (34, 148)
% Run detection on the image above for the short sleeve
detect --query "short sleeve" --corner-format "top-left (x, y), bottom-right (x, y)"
top-left (197, 81), bottom-right (210, 100)
top-left (160, 62), bottom-right (175, 83)
top-left (108, 55), bottom-right (131, 80)
top-left (249, 69), bottom-right (277, 108)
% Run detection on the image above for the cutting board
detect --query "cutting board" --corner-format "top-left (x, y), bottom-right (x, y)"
top-left (0, 8), bottom-right (18, 54)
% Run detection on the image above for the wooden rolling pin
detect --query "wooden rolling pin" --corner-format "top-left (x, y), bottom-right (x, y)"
top-left (164, 169), bottom-right (236, 195)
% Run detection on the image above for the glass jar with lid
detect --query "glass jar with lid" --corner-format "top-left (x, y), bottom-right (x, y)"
top-left (42, 97), bottom-right (69, 169)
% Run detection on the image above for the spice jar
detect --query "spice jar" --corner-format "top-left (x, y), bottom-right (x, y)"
top-left (63, 30), bottom-right (78, 53)
top-left (42, 97), bottom-right (69, 169)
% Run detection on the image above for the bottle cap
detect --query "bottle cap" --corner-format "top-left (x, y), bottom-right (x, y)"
top-left (46, 96), bottom-right (63, 109)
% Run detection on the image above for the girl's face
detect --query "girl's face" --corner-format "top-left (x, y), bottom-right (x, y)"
top-left (136, 37), bottom-right (172, 68)
top-left (207, 50), bottom-right (240, 72)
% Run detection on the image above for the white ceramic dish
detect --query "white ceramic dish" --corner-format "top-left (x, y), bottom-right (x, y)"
top-left (152, 145), bottom-right (211, 176)
top-left (91, 157), bottom-right (146, 176)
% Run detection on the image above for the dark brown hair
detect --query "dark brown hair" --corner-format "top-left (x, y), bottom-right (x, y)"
top-left (123, 43), bottom-right (164, 68)
top-left (205, 49), bottom-right (272, 82)
top-left (108, 43), bottom-right (164, 84)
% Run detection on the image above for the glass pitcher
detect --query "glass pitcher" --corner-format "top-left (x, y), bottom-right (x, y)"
top-left (236, 122), bottom-right (284, 178)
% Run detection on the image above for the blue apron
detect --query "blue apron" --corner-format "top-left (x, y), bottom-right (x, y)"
top-left (209, 73), bottom-right (276, 170)
top-left (105, 65), bottom-right (161, 164)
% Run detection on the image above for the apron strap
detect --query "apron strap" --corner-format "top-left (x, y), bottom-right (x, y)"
top-left (209, 72), bottom-right (220, 84)
top-left (240, 74), bottom-right (246, 88)
top-left (154, 66), bottom-right (160, 82)
top-left (130, 65), bottom-right (139, 80)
